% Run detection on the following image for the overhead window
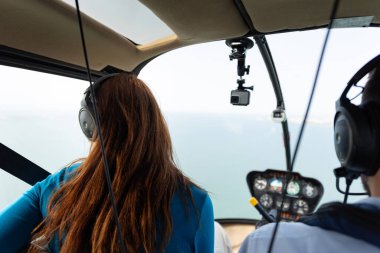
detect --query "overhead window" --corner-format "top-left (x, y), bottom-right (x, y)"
top-left (62, 0), bottom-right (174, 44)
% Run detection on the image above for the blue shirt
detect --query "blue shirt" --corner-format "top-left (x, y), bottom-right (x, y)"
top-left (0, 164), bottom-right (214, 253)
top-left (238, 198), bottom-right (380, 253)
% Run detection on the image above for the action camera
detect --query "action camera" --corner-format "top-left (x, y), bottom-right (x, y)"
top-left (231, 89), bottom-right (251, 106)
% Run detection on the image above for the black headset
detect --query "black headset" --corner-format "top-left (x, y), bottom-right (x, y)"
top-left (78, 73), bottom-right (120, 141)
top-left (334, 54), bottom-right (380, 176)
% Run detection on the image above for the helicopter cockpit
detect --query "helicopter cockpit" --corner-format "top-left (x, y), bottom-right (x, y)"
top-left (1, 1), bottom-right (380, 253)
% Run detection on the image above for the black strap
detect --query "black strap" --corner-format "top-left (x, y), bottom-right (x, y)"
top-left (0, 142), bottom-right (50, 185)
top-left (300, 201), bottom-right (380, 248)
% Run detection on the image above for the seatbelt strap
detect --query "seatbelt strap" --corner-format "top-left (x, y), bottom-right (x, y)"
top-left (0, 142), bottom-right (50, 185)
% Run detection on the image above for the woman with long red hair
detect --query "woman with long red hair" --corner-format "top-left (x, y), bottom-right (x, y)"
top-left (0, 73), bottom-right (214, 252)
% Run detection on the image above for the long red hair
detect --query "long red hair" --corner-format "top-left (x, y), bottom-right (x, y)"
top-left (28, 73), bottom-right (194, 252)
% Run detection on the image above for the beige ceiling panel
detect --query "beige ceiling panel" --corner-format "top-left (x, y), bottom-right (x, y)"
top-left (0, 0), bottom-right (140, 71)
top-left (243, 0), bottom-right (380, 33)
top-left (140, 0), bottom-right (250, 42)
top-left (5, 0), bottom-right (379, 73)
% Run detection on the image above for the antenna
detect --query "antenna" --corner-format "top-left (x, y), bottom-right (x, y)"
top-left (74, 1), bottom-right (126, 252)
top-left (266, 1), bottom-right (341, 252)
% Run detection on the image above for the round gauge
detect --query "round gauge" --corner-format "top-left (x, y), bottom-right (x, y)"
top-left (302, 183), bottom-right (318, 198)
top-left (275, 197), bottom-right (290, 211)
top-left (259, 194), bottom-right (273, 209)
top-left (287, 181), bottom-right (300, 196)
top-left (269, 178), bottom-right (283, 193)
top-left (254, 176), bottom-right (267, 191)
top-left (292, 199), bottom-right (309, 215)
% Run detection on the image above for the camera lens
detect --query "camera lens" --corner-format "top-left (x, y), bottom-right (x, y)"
top-left (231, 96), bottom-right (239, 104)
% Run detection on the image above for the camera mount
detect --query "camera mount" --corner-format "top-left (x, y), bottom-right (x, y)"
top-left (226, 37), bottom-right (254, 78)
top-left (236, 79), bottom-right (253, 91)
top-left (226, 37), bottom-right (254, 105)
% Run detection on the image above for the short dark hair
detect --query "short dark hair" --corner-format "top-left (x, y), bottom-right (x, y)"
top-left (362, 62), bottom-right (380, 103)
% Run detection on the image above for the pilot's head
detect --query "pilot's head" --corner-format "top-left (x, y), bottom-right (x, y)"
top-left (360, 62), bottom-right (380, 196)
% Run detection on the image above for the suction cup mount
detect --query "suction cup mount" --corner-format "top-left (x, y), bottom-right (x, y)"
top-left (226, 37), bottom-right (254, 77)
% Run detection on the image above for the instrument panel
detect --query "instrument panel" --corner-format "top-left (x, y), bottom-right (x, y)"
top-left (247, 169), bottom-right (324, 221)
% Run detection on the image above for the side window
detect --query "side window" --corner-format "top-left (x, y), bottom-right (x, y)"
top-left (0, 66), bottom-right (89, 209)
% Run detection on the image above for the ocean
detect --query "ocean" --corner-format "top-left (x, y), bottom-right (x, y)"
top-left (0, 111), bottom-right (365, 219)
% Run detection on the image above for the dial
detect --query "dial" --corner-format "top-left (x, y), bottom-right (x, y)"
top-left (287, 180), bottom-right (300, 196)
top-left (269, 178), bottom-right (283, 193)
top-left (292, 199), bottom-right (309, 215)
top-left (259, 194), bottom-right (273, 208)
top-left (302, 183), bottom-right (318, 198)
top-left (254, 176), bottom-right (267, 191)
top-left (275, 197), bottom-right (290, 211)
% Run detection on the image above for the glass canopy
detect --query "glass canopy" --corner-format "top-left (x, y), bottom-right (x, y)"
top-left (62, 0), bottom-right (174, 44)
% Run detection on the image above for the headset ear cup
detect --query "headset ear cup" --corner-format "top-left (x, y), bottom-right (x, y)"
top-left (79, 104), bottom-right (96, 141)
top-left (78, 73), bottom-right (120, 141)
top-left (334, 112), bottom-right (350, 164)
top-left (334, 99), bottom-right (374, 174)
top-left (334, 103), bottom-right (355, 168)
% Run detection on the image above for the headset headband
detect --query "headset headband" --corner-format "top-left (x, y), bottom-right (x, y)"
top-left (341, 54), bottom-right (380, 100)
top-left (84, 73), bottom-right (120, 99)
